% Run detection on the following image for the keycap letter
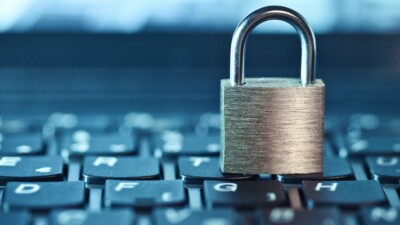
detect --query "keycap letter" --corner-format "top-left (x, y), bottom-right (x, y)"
top-left (0, 157), bottom-right (21, 167)
top-left (266, 192), bottom-right (277, 202)
top-left (377, 157), bottom-right (398, 166)
top-left (115, 182), bottom-right (138, 192)
top-left (165, 208), bottom-right (191, 224)
top-left (269, 208), bottom-right (295, 223)
top-left (315, 182), bottom-right (338, 191)
top-left (371, 207), bottom-right (397, 222)
top-left (15, 184), bottom-right (40, 194)
top-left (57, 210), bottom-right (87, 225)
top-left (94, 157), bottom-right (117, 167)
top-left (214, 183), bottom-right (237, 192)
top-left (189, 157), bottom-right (210, 167)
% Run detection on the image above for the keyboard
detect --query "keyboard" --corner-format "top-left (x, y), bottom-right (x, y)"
top-left (0, 112), bottom-right (399, 225)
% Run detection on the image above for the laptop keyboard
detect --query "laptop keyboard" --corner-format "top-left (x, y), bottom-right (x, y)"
top-left (0, 112), bottom-right (399, 225)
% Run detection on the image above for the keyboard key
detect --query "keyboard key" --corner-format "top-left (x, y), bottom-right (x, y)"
top-left (123, 115), bottom-right (189, 133)
top-left (0, 117), bottom-right (42, 134)
top-left (61, 131), bottom-right (136, 160)
top-left (0, 133), bottom-right (44, 155)
top-left (346, 114), bottom-right (400, 139)
top-left (154, 208), bottom-right (236, 225)
top-left (47, 113), bottom-right (78, 129)
top-left (261, 208), bottom-right (341, 225)
top-left (4, 181), bottom-right (85, 210)
top-left (302, 180), bottom-right (386, 208)
top-left (83, 156), bottom-right (160, 185)
top-left (360, 207), bottom-right (400, 225)
top-left (155, 130), bottom-right (221, 157)
top-left (178, 157), bottom-right (255, 185)
top-left (366, 156), bottom-right (400, 183)
top-left (122, 112), bottom-right (156, 131)
top-left (204, 181), bottom-right (286, 208)
top-left (346, 137), bottom-right (400, 155)
top-left (71, 115), bottom-right (114, 131)
top-left (105, 180), bottom-right (185, 208)
top-left (278, 156), bottom-right (353, 184)
top-left (0, 211), bottom-right (30, 225)
top-left (0, 156), bottom-right (64, 185)
top-left (51, 209), bottom-right (134, 225)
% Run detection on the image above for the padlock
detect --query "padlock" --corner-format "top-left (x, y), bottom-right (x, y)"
top-left (220, 6), bottom-right (325, 175)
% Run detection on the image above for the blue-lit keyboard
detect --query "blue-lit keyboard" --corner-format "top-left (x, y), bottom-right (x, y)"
top-left (0, 112), bottom-right (399, 225)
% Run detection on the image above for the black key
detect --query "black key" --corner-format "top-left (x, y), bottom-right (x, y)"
top-left (178, 157), bottom-right (255, 185)
top-left (0, 133), bottom-right (44, 155)
top-left (155, 130), bottom-right (220, 157)
top-left (83, 156), bottom-right (160, 185)
top-left (204, 181), bottom-right (286, 208)
top-left (366, 156), bottom-right (400, 183)
top-left (0, 156), bottom-right (64, 185)
top-left (360, 207), bottom-right (400, 225)
top-left (278, 156), bottom-right (353, 184)
top-left (51, 209), bottom-right (134, 225)
top-left (346, 137), bottom-right (400, 155)
top-left (105, 180), bottom-right (185, 208)
top-left (0, 211), bottom-right (30, 225)
top-left (61, 130), bottom-right (136, 160)
top-left (4, 181), bottom-right (85, 210)
top-left (154, 208), bottom-right (236, 225)
top-left (302, 180), bottom-right (386, 208)
top-left (261, 208), bottom-right (341, 225)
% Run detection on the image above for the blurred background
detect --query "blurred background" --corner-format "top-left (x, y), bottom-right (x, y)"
top-left (1, 0), bottom-right (400, 33)
top-left (0, 0), bottom-right (399, 116)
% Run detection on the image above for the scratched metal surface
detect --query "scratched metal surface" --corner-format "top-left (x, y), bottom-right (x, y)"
top-left (220, 77), bottom-right (325, 174)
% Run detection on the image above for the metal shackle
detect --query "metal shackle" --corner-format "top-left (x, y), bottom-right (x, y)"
top-left (230, 6), bottom-right (317, 86)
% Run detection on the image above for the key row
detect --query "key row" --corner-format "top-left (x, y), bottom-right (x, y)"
top-left (0, 131), bottom-right (138, 157)
top-left (1, 112), bottom-right (220, 134)
top-left (0, 156), bottom-right (358, 185)
top-left (5, 155), bottom-right (400, 184)
top-left (343, 136), bottom-right (400, 156)
top-left (339, 113), bottom-right (400, 156)
top-left (0, 156), bottom-right (253, 185)
top-left (5, 118), bottom-right (400, 159)
top-left (1, 180), bottom-right (388, 210)
top-left (0, 113), bottom-right (400, 155)
top-left (5, 128), bottom-right (400, 161)
top-left (6, 155), bottom-right (400, 184)
top-left (0, 156), bottom-right (394, 184)
top-left (3, 206), bottom-right (399, 225)
top-left (4, 133), bottom-right (400, 162)
top-left (0, 130), bottom-right (222, 158)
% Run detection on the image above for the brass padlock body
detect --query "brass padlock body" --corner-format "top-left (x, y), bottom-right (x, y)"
top-left (220, 77), bottom-right (325, 174)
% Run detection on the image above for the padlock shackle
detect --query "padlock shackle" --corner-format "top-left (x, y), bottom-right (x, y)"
top-left (230, 6), bottom-right (316, 86)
